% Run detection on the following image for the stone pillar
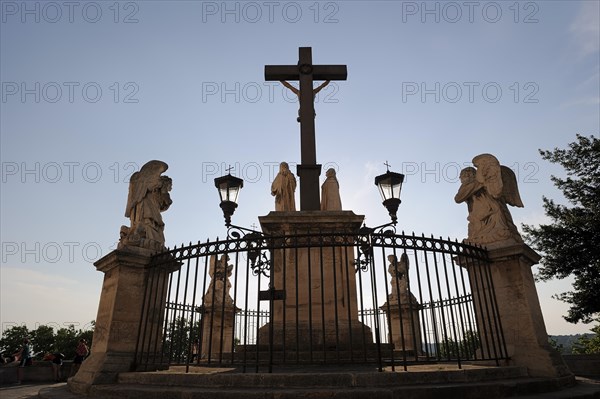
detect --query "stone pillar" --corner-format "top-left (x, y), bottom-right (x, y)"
top-left (468, 243), bottom-right (571, 378)
top-left (68, 248), bottom-right (180, 394)
top-left (381, 299), bottom-right (422, 355)
top-left (200, 305), bottom-right (239, 360)
top-left (257, 211), bottom-right (372, 350)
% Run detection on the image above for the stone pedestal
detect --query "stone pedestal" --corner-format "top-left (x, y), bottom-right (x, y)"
top-left (381, 300), bottom-right (422, 355)
top-left (68, 248), bottom-right (180, 394)
top-left (257, 211), bottom-right (373, 350)
top-left (466, 242), bottom-right (571, 378)
top-left (200, 305), bottom-right (239, 360)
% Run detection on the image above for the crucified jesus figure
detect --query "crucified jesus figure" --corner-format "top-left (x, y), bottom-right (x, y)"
top-left (280, 80), bottom-right (330, 122)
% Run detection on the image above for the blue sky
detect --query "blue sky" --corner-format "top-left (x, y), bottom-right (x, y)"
top-left (1, 0), bottom-right (598, 336)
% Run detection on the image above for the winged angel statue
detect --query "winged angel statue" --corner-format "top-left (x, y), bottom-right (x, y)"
top-left (118, 160), bottom-right (173, 252)
top-left (203, 255), bottom-right (235, 307)
top-left (455, 154), bottom-right (523, 246)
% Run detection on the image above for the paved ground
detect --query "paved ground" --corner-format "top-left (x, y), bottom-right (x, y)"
top-left (0, 382), bottom-right (64, 399)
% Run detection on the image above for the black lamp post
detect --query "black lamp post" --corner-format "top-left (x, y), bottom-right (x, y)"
top-left (374, 166), bottom-right (405, 224)
top-left (214, 172), bottom-right (244, 227)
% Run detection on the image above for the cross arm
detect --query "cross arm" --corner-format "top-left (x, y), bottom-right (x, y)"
top-left (265, 65), bottom-right (299, 81)
top-left (265, 65), bottom-right (348, 81)
top-left (312, 65), bottom-right (347, 81)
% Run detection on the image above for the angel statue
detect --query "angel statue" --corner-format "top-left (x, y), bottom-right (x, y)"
top-left (118, 160), bottom-right (173, 252)
top-left (203, 255), bottom-right (234, 307)
top-left (387, 254), bottom-right (419, 306)
top-left (454, 154), bottom-right (524, 246)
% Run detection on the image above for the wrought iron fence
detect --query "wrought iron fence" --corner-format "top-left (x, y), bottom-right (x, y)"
top-left (134, 229), bottom-right (508, 372)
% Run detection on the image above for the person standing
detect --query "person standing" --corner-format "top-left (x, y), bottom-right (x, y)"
top-left (70, 339), bottom-right (89, 377)
top-left (51, 352), bottom-right (65, 382)
top-left (16, 338), bottom-right (32, 384)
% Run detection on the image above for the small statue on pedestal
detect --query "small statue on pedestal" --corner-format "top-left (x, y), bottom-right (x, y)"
top-left (321, 168), bottom-right (342, 211)
top-left (203, 255), bottom-right (235, 307)
top-left (271, 162), bottom-right (297, 211)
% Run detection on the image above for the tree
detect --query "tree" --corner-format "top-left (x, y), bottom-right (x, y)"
top-left (438, 330), bottom-right (480, 360)
top-left (55, 325), bottom-right (79, 359)
top-left (571, 325), bottom-right (600, 354)
top-left (0, 322), bottom-right (95, 361)
top-left (30, 325), bottom-right (56, 359)
top-left (163, 317), bottom-right (201, 363)
top-left (523, 134), bottom-right (600, 324)
top-left (548, 336), bottom-right (564, 354)
top-left (0, 325), bottom-right (29, 357)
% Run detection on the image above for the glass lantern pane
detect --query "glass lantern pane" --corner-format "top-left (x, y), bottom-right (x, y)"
top-left (378, 182), bottom-right (393, 201)
top-left (391, 182), bottom-right (401, 199)
top-left (229, 185), bottom-right (240, 203)
top-left (221, 184), bottom-right (240, 203)
top-left (218, 185), bottom-right (228, 202)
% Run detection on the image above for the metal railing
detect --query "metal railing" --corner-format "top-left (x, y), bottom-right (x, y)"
top-left (134, 230), bottom-right (507, 372)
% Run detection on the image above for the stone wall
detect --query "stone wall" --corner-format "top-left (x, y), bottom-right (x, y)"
top-left (562, 354), bottom-right (600, 378)
top-left (0, 361), bottom-right (74, 385)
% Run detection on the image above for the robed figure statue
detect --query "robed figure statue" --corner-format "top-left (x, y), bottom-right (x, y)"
top-left (271, 162), bottom-right (297, 211)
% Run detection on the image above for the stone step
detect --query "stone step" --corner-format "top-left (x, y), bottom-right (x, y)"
top-left (117, 365), bottom-right (530, 388)
top-left (37, 376), bottom-right (596, 399)
top-left (38, 379), bottom-right (600, 399)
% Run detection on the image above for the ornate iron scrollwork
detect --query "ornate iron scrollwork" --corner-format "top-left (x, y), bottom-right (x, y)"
top-left (227, 226), bottom-right (271, 277)
top-left (245, 232), bottom-right (271, 277)
top-left (354, 226), bottom-right (373, 273)
top-left (354, 223), bottom-right (397, 273)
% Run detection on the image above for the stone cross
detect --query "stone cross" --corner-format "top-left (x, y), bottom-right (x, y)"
top-left (265, 47), bottom-right (347, 211)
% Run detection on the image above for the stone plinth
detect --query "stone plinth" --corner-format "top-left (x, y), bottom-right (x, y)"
top-left (463, 242), bottom-right (571, 378)
top-left (200, 305), bottom-right (239, 360)
top-left (257, 211), bottom-right (373, 350)
top-left (381, 300), bottom-right (422, 355)
top-left (68, 248), bottom-right (180, 394)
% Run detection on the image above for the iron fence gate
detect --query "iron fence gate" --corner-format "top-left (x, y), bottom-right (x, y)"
top-left (134, 229), bottom-right (507, 372)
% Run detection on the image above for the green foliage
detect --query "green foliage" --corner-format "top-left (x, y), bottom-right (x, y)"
top-left (0, 322), bottom-right (95, 360)
top-left (55, 325), bottom-right (80, 359)
top-left (163, 317), bottom-right (201, 363)
top-left (30, 325), bottom-right (55, 359)
top-left (548, 336), bottom-right (564, 354)
top-left (523, 134), bottom-right (600, 324)
top-left (438, 330), bottom-right (480, 360)
top-left (0, 325), bottom-right (29, 356)
top-left (572, 324), bottom-right (600, 354)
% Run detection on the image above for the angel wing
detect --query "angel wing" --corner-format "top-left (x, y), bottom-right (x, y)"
top-left (124, 160), bottom-right (169, 217)
top-left (500, 166), bottom-right (524, 208)
top-left (399, 253), bottom-right (409, 271)
top-left (209, 254), bottom-right (217, 277)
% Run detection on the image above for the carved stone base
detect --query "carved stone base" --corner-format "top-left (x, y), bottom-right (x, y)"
top-left (486, 243), bottom-right (571, 377)
top-left (67, 249), bottom-right (180, 394)
top-left (257, 320), bottom-right (373, 350)
top-left (257, 211), bottom-right (370, 352)
top-left (381, 301), bottom-right (422, 354)
top-left (200, 306), bottom-right (239, 361)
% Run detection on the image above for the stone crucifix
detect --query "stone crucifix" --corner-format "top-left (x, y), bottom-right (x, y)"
top-left (265, 47), bottom-right (347, 211)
